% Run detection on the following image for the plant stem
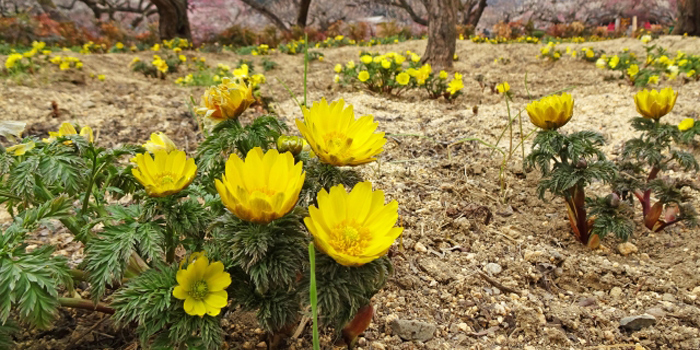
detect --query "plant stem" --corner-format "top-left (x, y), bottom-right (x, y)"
top-left (81, 151), bottom-right (99, 214)
top-left (58, 297), bottom-right (115, 315)
top-left (505, 97), bottom-right (513, 158)
top-left (308, 243), bottom-right (320, 350)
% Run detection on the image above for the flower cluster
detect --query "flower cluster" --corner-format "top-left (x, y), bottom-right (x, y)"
top-left (49, 55), bottom-right (83, 70)
top-left (251, 44), bottom-right (271, 55)
top-left (334, 50), bottom-right (463, 99)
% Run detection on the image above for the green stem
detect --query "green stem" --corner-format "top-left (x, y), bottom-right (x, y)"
top-left (58, 297), bottom-right (115, 314)
top-left (506, 96), bottom-right (513, 157)
top-left (81, 151), bottom-right (99, 214)
top-left (0, 191), bottom-right (22, 201)
top-left (308, 242), bottom-right (320, 350)
top-left (165, 229), bottom-right (176, 264)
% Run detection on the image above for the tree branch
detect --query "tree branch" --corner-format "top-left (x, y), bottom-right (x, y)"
top-left (239, 0), bottom-right (290, 32)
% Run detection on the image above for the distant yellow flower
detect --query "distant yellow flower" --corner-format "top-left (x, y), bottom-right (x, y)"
top-left (439, 70), bottom-right (448, 79)
top-left (411, 54), bottom-right (420, 63)
top-left (496, 82), bottom-right (510, 94)
top-left (233, 64), bottom-right (248, 78)
top-left (634, 87), bottom-right (677, 120)
top-left (59, 62), bottom-right (70, 70)
top-left (688, 69), bottom-right (696, 78)
top-left (396, 72), bottom-right (410, 86)
top-left (179, 55), bottom-right (187, 62)
top-left (151, 44), bottom-right (160, 51)
top-left (346, 60), bottom-right (355, 69)
top-left (43, 122), bottom-right (94, 144)
top-left (596, 58), bottom-right (607, 69)
top-left (381, 59), bottom-right (391, 69)
top-left (5, 53), bottom-right (23, 69)
top-left (215, 147), bottom-right (305, 224)
top-left (115, 42), bottom-right (124, 50)
top-left (334, 74), bottom-right (340, 83)
top-left (641, 35), bottom-right (652, 44)
top-left (447, 77), bottom-right (464, 95)
top-left (97, 74), bottom-right (105, 81)
top-left (196, 78), bottom-right (255, 123)
top-left (394, 55), bottom-right (405, 64)
top-left (526, 93), bottom-right (574, 130)
top-left (334, 64), bottom-right (342, 73)
top-left (296, 98), bottom-right (386, 166)
top-left (648, 75), bottom-right (659, 84)
top-left (678, 118), bottom-right (694, 131)
top-left (358, 70), bottom-right (370, 82)
top-left (143, 132), bottom-right (178, 153)
top-left (132, 150), bottom-right (196, 197)
top-left (173, 253), bottom-right (231, 317)
top-left (586, 49), bottom-right (594, 58)
top-left (360, 55), bottom-right (373, 64)
top-left (453, 54), bottom-right (458, 61)
top-left (305, 182), bottom-right (403, 267)
top-left (608, 55), bottom-right (620, 68)
top-left (627, 64), bottom-right (639, 77)
top-left (6, 141), bottom-right (35, 156)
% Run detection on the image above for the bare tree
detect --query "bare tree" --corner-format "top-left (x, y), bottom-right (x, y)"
top-left (58, 0), bottom-right (158, 27)
top-left (673, 0), bottom-right (699, 35)
top-left (422, 0), bottom-right (457, 69)
top-left (150, 0), bottom-right (191, 40)
top-left (375, 0), bottom-right (487, 28)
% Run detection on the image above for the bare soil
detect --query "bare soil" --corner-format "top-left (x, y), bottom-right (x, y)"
top-left (2, 36), bottom-right (700, 350)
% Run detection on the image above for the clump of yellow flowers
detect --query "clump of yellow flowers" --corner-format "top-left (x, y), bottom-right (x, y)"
top-left (334, 50), bottom-right (463, 99)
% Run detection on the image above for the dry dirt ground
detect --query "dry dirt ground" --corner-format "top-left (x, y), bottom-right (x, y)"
top-left (2, 36), bottom-right (700, 350)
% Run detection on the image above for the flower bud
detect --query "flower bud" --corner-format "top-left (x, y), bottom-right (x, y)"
top-left (575, 158), bottom-right (587, 169)
top-left (607, 193), bottom-right (620, 208)
top-left (276, 135), bottom-right (304, 156)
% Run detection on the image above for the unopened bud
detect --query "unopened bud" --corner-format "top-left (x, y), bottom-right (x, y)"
top-left (576, 158), bottom-right (587, 169)
top-left (607, 193), bottom-right (620, 208)
top-left (276, 135), bottom-right (304, 156)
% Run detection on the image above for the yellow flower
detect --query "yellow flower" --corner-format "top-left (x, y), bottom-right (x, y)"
top-left (346, 60), bottom-right (356, 69)
top-left (586, 49), bottom-right (594, 58)
top-left (453, 54), bottom-right (458, 61)
top-left (196, 78), bottom-right (255, 123)
top-left (334, 74), bottom-right (340, 83)
top-left (688, 69), bottom-right (696, 78)
top-left (59, 62), bottom-right (70, 70)
top-left (76, 62), bottom-right (83, 69)
top-left (496, 82), bottom-right (510, 94)
top-left (131, 150), bottom-right (196, 197)
top-left (596, 58), bottom-right (607, 69)
top-left (304, 182), bottom-right (403, 267)
top-left (634, 87), bottom-right (677, 120)
top-left (411, 54), bottom-right (420, 63)
top-left (215, 147), bottom-right (305, 224)
top-left (447, 77), bottom-right (464, 95)
top-left (144, 132), bottom-right (178, 153)
top-left (296, 98), bottom-right (386, 166)
top-left (43, 122), bottom-right (94, 143)
top-left (648, 75), bottom-right (659, 84)
top-left (334, 64), bottom-right (342, 73)
top-left (667, 65), bottom-right (679, 80)
top-left (360, 55), bottom-right (373, 64)
top-left (151, 44), bottom-right (160, 51)
top-left (396, 72), bottom-right (410, 85)
top-left (358, 70), bottom-right (370, 82)
top-left (627, 64), bottom-right (639, 77)
top-left (381, 59), bottom-right (391, 69)
top-left (6, 141), bottom-right (35, 156)
top-left (115, 42), bottom-right (124, 50)
top-left (173, 253), bottom-right (231, 317)
top-left (97, 74), bottom-right (106, 81)
top-left (641, 35), bottom-right (652, 44)
top-left (233, 64), bottom-right (248, 78)
top-left (678, 118), bottom-right (694, 131)
top-left (526, 93), bottom-right (574, 130)
top-left (609, 55), bottom-right (620, 68)
top-left (394, 55), bottom-right (405, 64)
top-left (5, 53), bottom-right (23, 69)
top-left (174, 47), bottom-right (182, 53)
top-left (179, 54), bottom-right (187, 62)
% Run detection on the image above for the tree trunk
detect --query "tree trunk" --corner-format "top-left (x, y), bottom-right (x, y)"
top-left (151, 0), bottom-right (192, 41)
top-left (422, 0), bottom-right (458, 69)
top-left (296, 0), bottom-right (313, 28)
top-left (466, 0), bottom-right (486, 27)
top-left (673, 0), bottom-right (700, 36)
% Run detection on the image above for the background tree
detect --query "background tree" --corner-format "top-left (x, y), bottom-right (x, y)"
top-left (150, 0), bottom-right (191, 40)
top-left (673, 0), bottom-right (699, 35)
top-left (422, 0), bottom-right (457, 68)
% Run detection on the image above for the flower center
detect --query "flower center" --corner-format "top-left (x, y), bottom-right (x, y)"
top-left (155, 173), bottom-right (176, 186)
top-left (323, 132), bottom-right (352, 158)
top-left (329, 221), bottom-right (370, 256)
top-left (190, 280), bottom-right (209, 300)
